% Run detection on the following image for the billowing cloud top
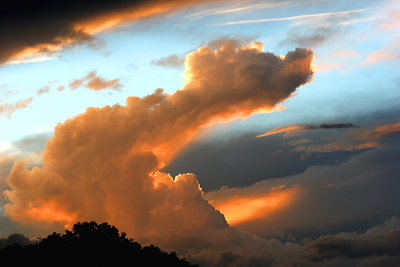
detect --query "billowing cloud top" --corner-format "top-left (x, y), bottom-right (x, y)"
top-left (4, 41), bottom-right (314, 242)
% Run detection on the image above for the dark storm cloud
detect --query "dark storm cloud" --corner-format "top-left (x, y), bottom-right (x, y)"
top-left (0, 233), bottom-right (31, 250)
top-left (0, 0), bottom-right (215, 64)
top-left (164, 131), bottom-right (360, 191)
top-left (0, 0), bottom-right (117, 63)
top-left (211, 146), bottom-right (400, 240)
top-left (304, 230), bottom-right (400, 261)
top-left (0, 133), bottom-right (49, 215)
top-left (183, 217), bottom-right (400, 266)
top-left (306, 123), bottom-right (357, 129)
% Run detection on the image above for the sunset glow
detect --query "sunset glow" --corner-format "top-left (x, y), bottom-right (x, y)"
top-left (1, 0), bottom-right (399, 265)
top-left (8, 201), bottom-right (76, 224)
top-left (256, 124), bottom-right (304, 138)
top-left (212, 187), bottom-right (301, 225)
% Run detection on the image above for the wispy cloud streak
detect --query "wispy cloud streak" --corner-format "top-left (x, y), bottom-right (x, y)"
top-left (218, 8), bottom-right (370, 25)
top-left (0, 98), bottom-right (33, 118)
top-left (186, 1), bottom-right (289, 19)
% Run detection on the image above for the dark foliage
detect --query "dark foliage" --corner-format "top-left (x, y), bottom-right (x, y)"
top-left (0, 221), bottom-right (197, 266)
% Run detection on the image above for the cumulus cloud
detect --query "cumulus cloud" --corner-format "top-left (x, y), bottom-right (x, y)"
top-left (3, 40), bottom-right (314, 251)
top-left (0, 97), bottom-right (33, 118)
top-left (0, 0), bottom-right (219, 65)
top-left (69, 71), bottom-right (122, 91)
top-left (0, 132), bottom-right (50, 203)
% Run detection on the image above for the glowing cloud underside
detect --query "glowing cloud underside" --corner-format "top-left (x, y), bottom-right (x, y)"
top-left (211, 187), bottom-right (302, 225)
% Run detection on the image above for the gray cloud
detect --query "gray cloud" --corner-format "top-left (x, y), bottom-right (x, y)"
top-left (181, 217), bottom-right (400, 266)
top-left (278, 10), bottom-right (367, 48)
top-left (208, 145), bottom-right (400, 240)
top-left (280, 26), bottom-right (339, 48)
top-left (306, 123), bottom-right (357, 129)
top-left (13, 132), bottom-right (52, 154)
top-left (304, 230), bottom-right (400, 261)
top-left (0, 233), bottom-right (31, 250)
top-left (164, 131), bottom-right (359, 191)
top-left (152, 54), bottom-right (185, 68)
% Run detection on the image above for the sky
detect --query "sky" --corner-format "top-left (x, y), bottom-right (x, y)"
top-left (1, 0), bottom-right (400, 265)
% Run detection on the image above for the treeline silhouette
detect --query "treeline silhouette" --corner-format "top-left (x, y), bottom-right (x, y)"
top-left (0, 221), bottom-right (198, 266)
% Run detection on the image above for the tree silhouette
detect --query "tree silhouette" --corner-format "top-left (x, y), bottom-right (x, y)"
top-left (0, 221), bottom-right (197, 266)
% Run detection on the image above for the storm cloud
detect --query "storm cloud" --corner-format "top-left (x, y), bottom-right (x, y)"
top-left (3, 40), bottom-right (314, 246)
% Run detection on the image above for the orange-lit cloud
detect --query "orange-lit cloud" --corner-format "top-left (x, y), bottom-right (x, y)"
top-left (0, 97), bottom-right (33, 118)
top-left (257, 123), bottom-right (357, 139)
top-left (209, 185), bottom-right (302, 225)
top-left (363, 40), bottom-right (400, 65)
top-left (3, 41), bottom-right (314, 243)
top-left (69, 71), bottom-right (122, 91)
top-left (37, 85), bottom-right (50, 95)
top-left (256, 124), bottom-right (304, 138)
top-left (254, 121), bottom-right (399, 153)
top-left (85, 76), bottom-right (122, 91)
top-left (291, 121), bottom-right (400, 153)
top-left (329, 49), bottom-right (357, 59)
top-left (1, 0), bottom-right (220, 65)
top-left (73, 1), bottom-right (200, 35)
